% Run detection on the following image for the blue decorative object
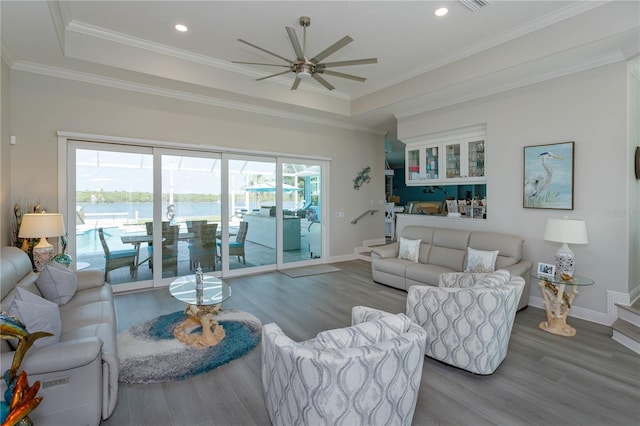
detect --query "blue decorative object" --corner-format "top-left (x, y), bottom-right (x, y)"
top-left (52, 253), bottom-right (72, 268)
top-left (353, 166), bottom-right (371, 190)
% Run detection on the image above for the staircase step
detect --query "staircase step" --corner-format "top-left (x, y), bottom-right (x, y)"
top-left (612, 318), bottom-right (640, 355)
top-left (616, 302), bottom-right (640, 327)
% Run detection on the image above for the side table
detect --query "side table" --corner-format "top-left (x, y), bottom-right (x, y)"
top-left (532, 272), bottom-right (594, 337)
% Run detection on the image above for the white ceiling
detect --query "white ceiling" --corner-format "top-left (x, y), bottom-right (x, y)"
top-left (2, 0), bottom-right (638, 148)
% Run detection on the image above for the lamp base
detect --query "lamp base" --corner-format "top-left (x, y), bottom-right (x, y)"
top-left (33, 243), bottom-right (54, 272)
top-left (555, 243), bottom-right (575, 278)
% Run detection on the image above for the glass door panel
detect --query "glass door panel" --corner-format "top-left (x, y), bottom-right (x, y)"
top-left (282, 162), bottom-right (321, 263)
top-left (73, 145), bottom-right (153, 288)
top-left (467, 140), bottom-right (485, 178)
top-left (445, 143), bottom-right (461, 179)
top-left (160, 153), bottom-right (221, 279)
top-left (227, 157), bottom-right (276, 270)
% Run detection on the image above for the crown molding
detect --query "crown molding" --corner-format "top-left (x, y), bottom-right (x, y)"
top-left (358, 0), bottom-right (610, 99)
top-left (63, 20), bottom-right (350, 101)
top-left (395, 49), bottom-right (625, 120)
top-left (10, 60), bottom-right (379, 134)
top-left (47, 0), bottom-right (70, 55)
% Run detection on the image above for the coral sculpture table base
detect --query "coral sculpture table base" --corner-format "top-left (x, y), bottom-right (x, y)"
top-left (173, 304), bottom-right (226, 348)
top-left (535, 274), bottom-right (594, 337)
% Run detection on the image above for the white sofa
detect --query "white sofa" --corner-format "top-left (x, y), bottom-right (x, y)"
top-left (370, 225), bottom-right (532, 310)
top-left (0, 246), bottom-right (118, 425)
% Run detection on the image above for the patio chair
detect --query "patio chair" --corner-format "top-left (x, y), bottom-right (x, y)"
top-left (217, 221), bottom-right (248, 264)
top-left (98, 227), bottom-right (137, 282)
top-left (148, 223), bottom-right (180, 276)
top-left (188, 223), bottom-right (218, 271)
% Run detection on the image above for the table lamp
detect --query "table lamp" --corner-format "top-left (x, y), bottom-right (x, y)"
top-left (18, 212), bottom-right (66, 271)
top-left (543, 217), bottom-right (588, 278)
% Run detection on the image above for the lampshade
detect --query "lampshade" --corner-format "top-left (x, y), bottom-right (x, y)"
top-left (18, 213), bottom-right (66, 239)
top-left (544, 218), bottom-right (588, 245)
top-left (18, 213), bottom-right (66, 272)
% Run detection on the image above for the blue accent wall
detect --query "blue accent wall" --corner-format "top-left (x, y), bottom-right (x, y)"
top-left (392, 167), bottom-right (486, 205)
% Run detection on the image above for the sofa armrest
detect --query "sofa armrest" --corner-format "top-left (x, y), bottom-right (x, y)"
top-left (502, 259), bottom-right (533, 278)
top-left (2, 337), bottom-right (103, 376)
top-left (76, 270), bottom-right (105, 291)
top-left (370, 242), bottom-right (399, 259)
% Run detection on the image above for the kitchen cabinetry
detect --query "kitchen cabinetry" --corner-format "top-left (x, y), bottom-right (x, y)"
top-left (404, 124), bottom-right (486, 186)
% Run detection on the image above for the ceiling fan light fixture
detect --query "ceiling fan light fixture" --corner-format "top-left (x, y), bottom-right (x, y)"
top-left (296, 63), bottom-right (313, 79)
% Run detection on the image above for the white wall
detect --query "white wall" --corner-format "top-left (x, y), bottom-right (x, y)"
top-left (1, 58), bottom-right (10, 247)
top-left (7, 71), bottom-right (386, 260)
top-left (398, 62), bottom-right (630, 320)
top-left (628, 61), bottom-right (640, 300)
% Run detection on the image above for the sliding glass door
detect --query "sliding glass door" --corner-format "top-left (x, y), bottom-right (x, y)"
top-left (72, 142), bottom-right (154, 291)
top-left (67, 138), bottom-right (325, 290)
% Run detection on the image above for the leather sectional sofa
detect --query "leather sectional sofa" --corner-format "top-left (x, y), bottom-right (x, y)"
top-left (370, 225), bottom-right (532, 310)
top-left (0, 246), bottom-right (118, 425)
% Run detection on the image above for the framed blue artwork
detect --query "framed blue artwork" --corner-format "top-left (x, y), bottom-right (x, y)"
top-left (523, 141), bottom-right (574, 210)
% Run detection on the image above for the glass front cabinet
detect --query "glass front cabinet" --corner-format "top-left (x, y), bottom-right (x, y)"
top-left (404, 124), bottom-right (486, 186)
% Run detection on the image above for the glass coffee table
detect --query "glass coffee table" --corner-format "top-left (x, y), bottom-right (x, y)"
top-left (532, 272), bottom-right (594, 337)
top-left (169, 275), bottom-right (231, 348)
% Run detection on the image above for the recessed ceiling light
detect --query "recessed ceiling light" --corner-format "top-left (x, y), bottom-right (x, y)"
top-left (435, 7), bottom-right (449, 17)
top-left (175, 24), bottom-right (188, 32)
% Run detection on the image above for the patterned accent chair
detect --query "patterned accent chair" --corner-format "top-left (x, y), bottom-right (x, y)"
top-left (406, 270), bottom-right (524, 375)
top-left (261, 306), bottom-right (427, 426)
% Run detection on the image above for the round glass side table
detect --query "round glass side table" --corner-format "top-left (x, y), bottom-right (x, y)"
top-left (531, 272), bottom-right (594, 337)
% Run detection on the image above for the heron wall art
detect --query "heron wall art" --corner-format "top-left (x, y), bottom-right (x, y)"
top-left (523, 141), bottom-right (575, 209)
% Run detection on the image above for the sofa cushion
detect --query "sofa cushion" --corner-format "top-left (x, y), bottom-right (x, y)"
top-left (400, 226), bottom-right (435, 244)
top-left (313, 314), bottom-right (411, 351)
top-left (468, 231), bottom-right (523, 262)
top-left (398, 237), bottom-right (421, 262)
top-left (36, 262), bottom-right (78, 305)
top-left (428, 246), bottom-right (467, 271)
top-left (465, 247), bottom-right (499, 273)
top-left (405, 263), bottom-right (456, 286)
top-left (373, 257), bottom-right (415, 276)
top-left (59, 300), bottom-right (116, 331)
top-left (8, 287), bottom-right (61, 347)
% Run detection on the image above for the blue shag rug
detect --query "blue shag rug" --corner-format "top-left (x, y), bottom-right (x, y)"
top-left (117, 309), bottom-right (261, 384)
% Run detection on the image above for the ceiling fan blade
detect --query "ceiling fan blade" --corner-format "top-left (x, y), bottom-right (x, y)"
top-left (256, 70), bottom-right (291, 81)
top-left (285, 27), bottom-right (305, 61)
top-left (319, 69), bottom-right (367, 82)
top-left (232, 61), bottom-right (290, 67)
top-left (312, 73), bottom-right (335, 91)
top-left (291, 77), bottom-right (301, 90)
top-left (238, 39), bottom-right (292, 64)
top-left (316, 58), bottom-right (378, 68)
top-left (310, 35), bottom-right (353, 64)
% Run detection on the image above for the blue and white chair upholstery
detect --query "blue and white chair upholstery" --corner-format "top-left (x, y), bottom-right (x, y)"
top-left (261, 306), bottom-right (427, 426)
top-left (406, 270), bottom-right (524, 375)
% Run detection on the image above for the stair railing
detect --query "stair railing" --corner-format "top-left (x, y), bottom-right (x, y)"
top-left (350, 209), bottom-right (378, 225)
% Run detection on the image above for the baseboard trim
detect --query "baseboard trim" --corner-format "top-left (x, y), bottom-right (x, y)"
top-left (612, 330), bottom-right (640, 355)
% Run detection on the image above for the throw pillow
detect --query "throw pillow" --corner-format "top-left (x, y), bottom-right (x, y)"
top-left (398, 237), bottom-right (421, 263)
top-left (8, 288), bottom-right (61, 347)
top-left (36, 261), bottom-right (78, 305)
top-left (313, 314), bottom-right (411, 351)
top-left (465, 247), bottom-right (499, 273)
top-left (476, 269), bottom-right (511, 288)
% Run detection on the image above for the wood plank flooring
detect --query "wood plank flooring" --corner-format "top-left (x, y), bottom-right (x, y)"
top-left (104, 260), bottom-right (640, 426)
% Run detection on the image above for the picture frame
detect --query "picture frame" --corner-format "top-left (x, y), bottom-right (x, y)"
top-left (537, 262), bottom-right (556, 278)
top-left (523, 141), bottom-right (574, 210)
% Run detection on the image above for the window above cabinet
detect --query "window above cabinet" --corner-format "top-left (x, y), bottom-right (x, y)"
top-left (403, 124), bottom-right (486, 186)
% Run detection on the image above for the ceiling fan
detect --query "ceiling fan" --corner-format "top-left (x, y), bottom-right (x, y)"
top-left (232, 16), bottom-right (377, 91)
